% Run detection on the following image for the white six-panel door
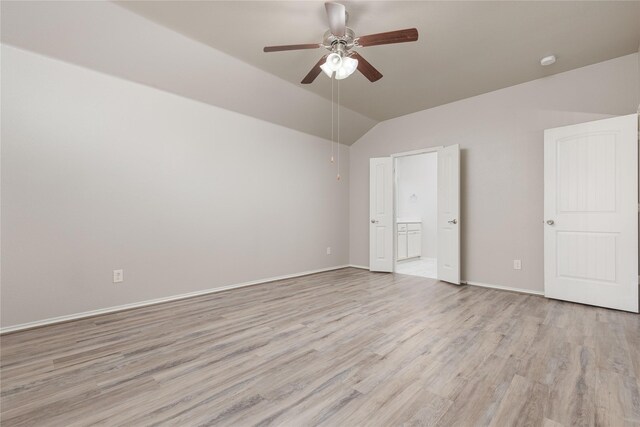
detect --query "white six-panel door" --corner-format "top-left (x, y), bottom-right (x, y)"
top-left (437, 145), bottom-right (461, 284)
top-left (369, 157), bottom-right (393, 272)
top-left (544, 114), bottom-right (638, 312)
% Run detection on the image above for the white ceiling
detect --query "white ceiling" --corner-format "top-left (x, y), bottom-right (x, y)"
top-left (119, 1), bottom-right (640, 122)
top-left (2, 1), bottom-right (639, 144)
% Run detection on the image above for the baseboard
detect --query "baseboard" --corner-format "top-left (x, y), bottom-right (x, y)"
top-left (465, 280), bottom-right (544, 296)
top-left (0, 264), bottom-right (350, 335)
top-left (349, 266), bottom-right (543, 297)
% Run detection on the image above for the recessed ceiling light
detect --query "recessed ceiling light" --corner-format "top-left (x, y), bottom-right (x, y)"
top-left (540, 55), bottom-right (556, 66)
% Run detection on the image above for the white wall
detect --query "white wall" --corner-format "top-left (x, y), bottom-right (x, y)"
top-left (350, 53), bottom-right (639, 292)
top-left (396, 153), bottom-right (437, 258)
top-left (1, 45), bottom-right (349, 328)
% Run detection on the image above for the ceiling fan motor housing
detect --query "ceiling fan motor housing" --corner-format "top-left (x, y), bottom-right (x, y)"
top-left (323, 28), bottom-right (355, 56)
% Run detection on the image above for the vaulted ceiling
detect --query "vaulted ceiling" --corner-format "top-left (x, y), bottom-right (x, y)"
top-left (118, 1), bottom-right (640, 122)
top-left (3, 1), bottom-right (640, 144)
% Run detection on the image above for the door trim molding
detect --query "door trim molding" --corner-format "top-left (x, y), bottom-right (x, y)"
top-left (0, 264), bottom-right (350, 335)
top-left (391, 146), bottom-right (443, 158)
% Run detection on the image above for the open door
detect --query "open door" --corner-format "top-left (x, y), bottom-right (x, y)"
top-left (437, 144), bottom-right (461, 284)
top-left (369, 157), bottom-right (393, 272)
top-left (544, 114), bottom-right (638, 312)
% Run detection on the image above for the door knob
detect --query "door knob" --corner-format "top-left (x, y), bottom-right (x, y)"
top-left (448, 219), bottom-right (457, 224)
top-left (546, 220), bottom-right (555, 225)
top-left (371, 219), bottom-right (379, 224)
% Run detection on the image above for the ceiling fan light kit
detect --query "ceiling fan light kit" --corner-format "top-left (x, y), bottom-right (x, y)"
top-left (321, 54), bottom-right (358, 79)
top-left (326, 52), bottom-right (343, 71)
top-left (263, 2), bottom-right (419, 84)
top-left (334, 57), bottom-right (358, 80)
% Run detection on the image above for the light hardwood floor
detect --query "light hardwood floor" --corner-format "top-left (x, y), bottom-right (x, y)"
top-left (1, 268), bottom-right (639, 426)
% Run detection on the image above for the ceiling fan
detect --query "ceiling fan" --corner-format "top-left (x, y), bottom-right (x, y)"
top-left (263, 2), bottom-right (418, 84)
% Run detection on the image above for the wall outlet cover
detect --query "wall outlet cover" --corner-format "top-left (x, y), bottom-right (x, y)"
top-left (326, 247), bottom-right (332, 255)
top-left (513, 260), bottom-right (522, 270)
top-left (113, 269), bottom-right (124, 283)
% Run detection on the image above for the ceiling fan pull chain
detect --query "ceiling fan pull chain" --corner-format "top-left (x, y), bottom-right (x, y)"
top-left (331, 76), bottom-right (334, 163)
top-left (337, 78), bottom-right (341, 181)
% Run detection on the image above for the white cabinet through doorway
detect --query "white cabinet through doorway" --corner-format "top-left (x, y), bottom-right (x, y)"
top-left (408, 229), bottom-right (421, 258)
top-left (398, 227), bottom-right (408, 259)
top-left (397, 222), bottom-right (421, 260)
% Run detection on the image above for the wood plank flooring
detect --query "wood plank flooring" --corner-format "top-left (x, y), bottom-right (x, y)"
top-left (1, 267), bottom-right (639, 426)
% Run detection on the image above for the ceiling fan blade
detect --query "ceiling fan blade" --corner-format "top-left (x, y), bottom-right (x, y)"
top-left (263, 43), bottom-right (321, 53)
top-left (357, 28), bottom-right (418, 47)
top-left (351, 52), bottom-right (383, 82)
top-left (325, 2), bottom-right (346, 37)
top-left (301, 55), bottom-right (328, 84)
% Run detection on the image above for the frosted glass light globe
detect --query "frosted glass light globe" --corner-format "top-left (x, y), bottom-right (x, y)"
top-left (320, 62), bottom-right (333, 77)
top-left (335, 56), bottom-right (358, 80)
top-left (325, 53), bottom-right (343, 72)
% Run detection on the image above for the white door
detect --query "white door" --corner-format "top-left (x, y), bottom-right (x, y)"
top-left (437, 144), bottom-right (461, 284)
top-left (544, 114), bottom-right (638, 312)
top-left (370, 157), bottom-right (393, 272)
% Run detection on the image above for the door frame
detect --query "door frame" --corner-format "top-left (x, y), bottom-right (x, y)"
top-left (391, 147), bottom-right (443, 273)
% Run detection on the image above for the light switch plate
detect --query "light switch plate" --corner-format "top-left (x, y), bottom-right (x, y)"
top-left (513, 260), bottom-right (522, 270)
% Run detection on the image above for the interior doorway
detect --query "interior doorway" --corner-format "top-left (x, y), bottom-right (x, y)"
top-left (394, 152), bottom-right (438, 279)
top-left (369, 144), bottom-right (459, 284)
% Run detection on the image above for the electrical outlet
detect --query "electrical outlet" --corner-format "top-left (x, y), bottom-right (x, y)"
top-left (513, 260), bottom-right (522, 270)
top-left (326, 247), bottom-right (332, 255)
top-left (113, 269), bottom-right (124, 283)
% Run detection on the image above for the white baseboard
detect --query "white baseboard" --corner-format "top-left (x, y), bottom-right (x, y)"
top-left (348, 266), bottom-right (543, 297)
top-left (0, 264), bottom-right (350, 335)
top-left (465, 280), bottom-right (544, 296)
